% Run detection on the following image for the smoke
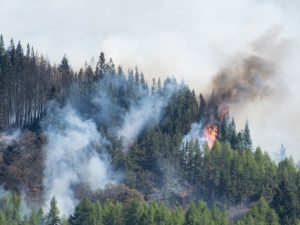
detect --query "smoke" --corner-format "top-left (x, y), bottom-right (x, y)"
top-left (118, 82), bottom-right (178, 151)
top-left (38, 75), bottom-right (179, 215)
top-left (0, 129), bottom-right (21, 145)
top-left (211, 55), bottom-right (274, 103)
top-left (41, 103), bottom-right (115, 216)
top-left (117, 95), bottom-right (165, 151)
top-left (182, 122), bottom-right (205, 148)
top-left (210, 30), bottom-right (288, 106)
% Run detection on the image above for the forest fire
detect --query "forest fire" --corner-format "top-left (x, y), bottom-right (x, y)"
top-left (204, 125), bottom-right (218, 149)
top-left (218, 102), bottom-right (229, 122)
top-left (180, 191), bottom-right (188, 198)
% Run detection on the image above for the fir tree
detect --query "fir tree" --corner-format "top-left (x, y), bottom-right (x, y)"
top-left (45, 197), bottom-right (61, 225)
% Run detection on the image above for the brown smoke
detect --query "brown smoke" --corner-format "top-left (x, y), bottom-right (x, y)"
top-left (210, 29), bottom-right (288, 105)
top-left (211, 55), bottom-right (275, 104)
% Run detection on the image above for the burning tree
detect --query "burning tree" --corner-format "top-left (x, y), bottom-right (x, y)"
top-left (198, 91), bottom-right (252, 150)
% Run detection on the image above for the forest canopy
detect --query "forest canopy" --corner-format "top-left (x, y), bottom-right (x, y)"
top-left (0, 35), bottom-right (299, 225)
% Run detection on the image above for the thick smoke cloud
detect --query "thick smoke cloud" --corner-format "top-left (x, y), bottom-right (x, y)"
top-left (1, 0), bottom-right (300, 158)
top-left (211, 55), bottom-right (274, 104)
top-left (209, 30), bottom-right (287, 106)
top-left (42, 103), bottom-right (114, 216)
top-left (39, 76), bottom-right (178, 215)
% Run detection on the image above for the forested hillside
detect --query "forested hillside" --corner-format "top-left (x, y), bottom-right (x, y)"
top-left (1, 35), bottom-right (300, 225)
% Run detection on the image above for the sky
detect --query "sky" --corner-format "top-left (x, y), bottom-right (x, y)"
top-left (1, 0), bottom-right (300, 160)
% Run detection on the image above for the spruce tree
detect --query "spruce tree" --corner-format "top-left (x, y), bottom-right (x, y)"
top-left (199, 94), bottom-right (206, 121)
top-left (243, 120), bottom-right (252, 149)
top-left (45, 197), bottom-right (61, 225)
top-left (95, 52), bottom-right (106, 79)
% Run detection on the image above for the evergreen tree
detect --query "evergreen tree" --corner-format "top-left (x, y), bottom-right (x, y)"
top-left (134, 66), bottom-right (139, 86)
top-left (199, 94), bottom-right (206, 121)
top-left (45, 197), bottom-right (61, 225)
top-left (243, 121), bottom-right (252, 149)
top-left (0, 209), bottom-right (7, 225)
top-left (69, 198), bottom-right (98, 225)
top-left (236, 197), bottom-right (279, 225)
top-left (95, 52), bottom-right (106, 79)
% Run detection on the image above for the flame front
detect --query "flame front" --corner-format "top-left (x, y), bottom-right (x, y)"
top-left (204, 125), bottom-right (218, 149)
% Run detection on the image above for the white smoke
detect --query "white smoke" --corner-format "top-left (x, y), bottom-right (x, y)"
top-left (0, 129), bottom-right (21, 145)
top-left (118, 94), bottom-right (165, 151)
top-left (42, 103), bottom-right (114, 216)
top-left (117, 81), bottom-right (179, 151)
top-left (181, 121), bottom-right (208, 153)
top-left (182, 122), bottom-right (206, 148)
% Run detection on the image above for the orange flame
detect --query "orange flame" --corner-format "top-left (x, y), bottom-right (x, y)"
top-left (180, 191), bottom-right (188, 198)
top-left (204, 125), bottom-right (218, 149)
top-left (218, 102), bottom-right (229, 122)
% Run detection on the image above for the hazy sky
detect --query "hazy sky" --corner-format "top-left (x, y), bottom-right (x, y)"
top-left (1, 0), bottom-right (300, 160)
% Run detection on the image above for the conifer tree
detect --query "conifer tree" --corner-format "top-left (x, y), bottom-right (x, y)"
top-left (199, 94), bottom-right (206, 121)
top-left (95, 52), bottom-right (106, 79)
top-left (45, 197), bottom-right (61, 225)
top-left (243, 120), bottom-right (252, 149)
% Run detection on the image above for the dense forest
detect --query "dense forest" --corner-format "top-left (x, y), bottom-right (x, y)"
top-left (1, 35), bottom-right (300, 225)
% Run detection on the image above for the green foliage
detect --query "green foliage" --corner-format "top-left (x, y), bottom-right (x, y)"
top-left (2, 34), bottom-right (300, 224)
top-left (45, 197), bottom-right (61, 225)
top-left (69, 198), bottom-right (99, 225)
top-left (236, 197), bottom-right (279, 225)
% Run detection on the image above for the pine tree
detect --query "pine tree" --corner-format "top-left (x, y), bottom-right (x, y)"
top-left (58, 55), bottom-right (72, 89)
top-left (134, 66), bottom-right (139, 86)
top-left (125, 200), bottom-right (144, 225)
top-left (157, 78), bottom-right (162, 94)
top-left (107, 58), bottom-right (115, 75)
top-left (95, 52), bottom-right (106, 79)
top-left (45, 197), bottom-right (61, 225)
top-left (199, 94), bottom-right (206, 121)
top-left (151, 78), bottom-right (156, 94)
top-left (69, 198), bottom-right (97, 225)
top-left (140, 73), bottom-right (146, 89)
top-left (0, 209), bottom-right (7, 225)
top-left (243, 120), bottom-right (252, 149)
top-left (230, 119), bottom-right (238, 150)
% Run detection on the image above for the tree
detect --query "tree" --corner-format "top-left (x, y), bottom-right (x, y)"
top-left (243, 121), bottom-right (252, 149)
top-left (0, 209), bottom-right (7, 225)
top-left (95, 52), bottom-right (106, 79)
top-left (29, 209), bottom-right (44, 225)
top-left (199, 94), bottom-right (206, 121)
top-left (102, 201), bottom-right (124, 225)
top-left (236, 197), bottom-right (279, 225)
top-left (125, 200), bottom-right (144, 225)
top-left (58, 55), bottom-right (71, 86)
top-left (45, 197), bottom-right (61, 225)
top-left (69, 198), bottom-right (98, 225)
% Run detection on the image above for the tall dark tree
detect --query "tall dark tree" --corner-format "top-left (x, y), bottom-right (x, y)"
top-left (243, 120), bottom-right (252, 149)
top-left (199, 94), bottom-right (206, 121)
top-left (95, 52), bottom-right (106, 79)
top-left (45, 197), bottom-right (61, 225)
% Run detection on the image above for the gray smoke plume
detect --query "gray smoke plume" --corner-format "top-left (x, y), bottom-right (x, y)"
top-left (211, 55), bottom-right (274, 104)
top-left (182, 122), bottom-right (205, 148)
top-left (117, 80), bottom-right (179, 151)
top-left (40, 76), bottom-right (180, 215)
top-left (42, 103), bottom-right (115, 216)
top-left (117, 95), bottom-right (165, 151)
top-left (210, 30), bottom-right (287, 105)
